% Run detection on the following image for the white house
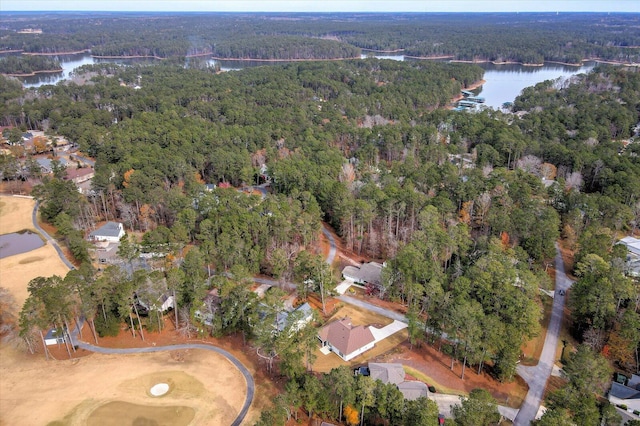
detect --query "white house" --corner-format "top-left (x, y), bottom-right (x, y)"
top-left (617, 236), bottom-right (640, 277)
top-left (318, 317), bottom-right (375, 361)
top-left (44, 328), bottom-right (65, 346)
top-left (88, 222), bottom-right (125, 243)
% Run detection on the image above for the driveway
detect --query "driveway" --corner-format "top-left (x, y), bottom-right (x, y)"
top-left (370, 320), bottom-right (407, 342)
top-left (513, 243), bottom-right (574, 425)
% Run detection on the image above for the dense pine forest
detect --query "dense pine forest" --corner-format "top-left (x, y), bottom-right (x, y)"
top-left (1, 12), bottom-right (640, 426)
top-left (0, 13), bottom-right (639, 64)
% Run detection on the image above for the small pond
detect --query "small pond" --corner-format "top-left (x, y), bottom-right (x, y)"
top-left (0, 231), bottom-right (45, 259)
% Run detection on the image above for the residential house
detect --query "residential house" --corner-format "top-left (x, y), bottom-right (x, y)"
top-left (342, 262), bottom-right (384, 288)
top-left (276, 302), bottom-right (314, 332)
top-left (618, 236), bottom-right (640, 277)
top-left (317, 317), bottom-right (375, 361)
top-left (137, 294), bottom-right (175, 315)
top-left (64, 167), bottom-right (94, 185)
top-left (44, 328), bottom-right (65, 346)
top-left (88, 222), bottom-right (125, 243)
top-left (608, 374), bottom-right (640, 412)
top-left (64, 167), bottom-right (95, 194)
top-left (36, 157), bottom-right (67, 174)
top-left (369, 362), bottom-right (429, 401)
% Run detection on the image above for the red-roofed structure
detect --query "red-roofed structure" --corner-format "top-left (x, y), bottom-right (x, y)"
top-left (317, 317), bottom-right (375, 361)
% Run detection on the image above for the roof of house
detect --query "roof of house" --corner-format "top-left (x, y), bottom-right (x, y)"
top-left (629, 374), bottom-right (640, 388)
top-left (64, 167), bottom-right (94, 180)
top-left (619, 236), bottom-right (640, 256)
top-left (90, 221), bottom-right (123, 238)
top-left (36, 157), bottom-right (68, 170)
top-left (369, 363), bottom-right (406, 385)
top-left (342, 262), bottom-right (384, 286)
top-left (398, 381), bottom-right (429, 401)
top-left (318, 317), bottom-right (375, 356)
top-left (610, 382), bottom-right (640, 400)
top-left (276, 302), bottom-right (314, 331)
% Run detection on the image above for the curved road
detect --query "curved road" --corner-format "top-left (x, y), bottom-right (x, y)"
top-left (74, 339), bottom-right (255, 426)
top-left (32, 200), bottom-right (75, 270)
top-left (31, 199), bottom-right (254, 424)
top-left (514, 244), bottom-right (574, 425)
top-left (322, 225), bottom-right (337, 265)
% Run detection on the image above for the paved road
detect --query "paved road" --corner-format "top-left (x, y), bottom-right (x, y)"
top-left (32, 200), bottom-right (75, 270)
top-left (322, 225), bottom-right (337, 265)
top-left (74, 339), bottom-right (255, 426)
top-left (514, 244), bottom-right (574, 425)
top-left (337, 295), bottom-right (407, 322)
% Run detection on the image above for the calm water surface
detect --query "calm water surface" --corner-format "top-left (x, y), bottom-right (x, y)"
top-left (0, 231), bottom-right (44, 259)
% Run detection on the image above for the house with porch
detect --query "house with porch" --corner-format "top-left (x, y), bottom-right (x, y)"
top-left (317, 317), bottom-right (375, 361)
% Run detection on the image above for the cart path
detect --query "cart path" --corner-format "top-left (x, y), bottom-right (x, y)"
top-left (74, 339), bottom-right (255, 426)
top-left (514, 243), bottom-right (574, 425)
top-left (31, 199), bottom-right (75, 270)
top-left (322, 224), bottom-right (337, 265)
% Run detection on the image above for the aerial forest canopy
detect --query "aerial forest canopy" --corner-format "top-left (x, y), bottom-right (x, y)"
top-left (2, 23), bottom-right (640, 423)
top-left (0, 13), bottom-right (639, 64)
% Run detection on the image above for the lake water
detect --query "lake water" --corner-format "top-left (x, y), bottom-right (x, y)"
top-left (477, 61), bottom-right (596, 109)
top-left (0, 231), bottom-right (45, 259)
top-left (11, 53), bottom-right (598, 107)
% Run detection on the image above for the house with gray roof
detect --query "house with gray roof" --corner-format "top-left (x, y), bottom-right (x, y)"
top-left (368, 362), bottom-right (429, 401)
top-left (342, 262), bottom-right (384, 288)
top-left (88, 221), bottom-right (125, 243)
top-left (618, 236), bottom-right (640, 276)
top-left (609, 374), bottom-right (640, 412)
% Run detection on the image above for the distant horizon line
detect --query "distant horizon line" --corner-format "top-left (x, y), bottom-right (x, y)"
top-left (2, 10), bottom-right (639, 14)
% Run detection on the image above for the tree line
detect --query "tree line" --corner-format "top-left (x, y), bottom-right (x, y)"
top-left (1, 13), bottom-right (638, 63)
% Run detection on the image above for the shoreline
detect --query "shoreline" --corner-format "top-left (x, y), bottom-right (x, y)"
top-left (3, 68), bottom-right (63, 77)
top-left (22, 49), bottom-right (90, 56)
top-left (361, 48), bottom-right (405, 54)
top-left (209, 55), bottom-right (361, 62)
top-left (92, 54), bottom-right (165, 60)
top-left (448, 79), bottom-right (486, 109)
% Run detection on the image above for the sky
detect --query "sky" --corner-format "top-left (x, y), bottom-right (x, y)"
top-left (2, 0), bottom-right (639, 13)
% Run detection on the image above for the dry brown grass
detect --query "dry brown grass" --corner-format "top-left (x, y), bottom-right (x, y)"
top-left (0, 196), bottom-right (37, 235)
top-left (0, 346), bottom-right (247, 425)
